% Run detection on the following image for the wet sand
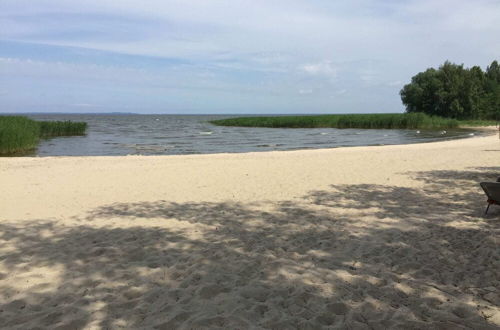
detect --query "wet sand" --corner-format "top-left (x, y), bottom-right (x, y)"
top-left (0, 132), bottom-right (499, 329)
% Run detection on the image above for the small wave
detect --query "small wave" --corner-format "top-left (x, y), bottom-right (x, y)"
top-left (304, 142), bottom-right (332, 145)
top-left (256, 143), bottom-right (284, 147)
top-left (199, 131), bottom-right (213, 135)
top-left (121, 143), bottom-right (173, 152)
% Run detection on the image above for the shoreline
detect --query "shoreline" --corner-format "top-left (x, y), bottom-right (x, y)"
top-left (1, 125), bottom-right (497, 160)
top-left (1, 130), bottom-right (499, 328)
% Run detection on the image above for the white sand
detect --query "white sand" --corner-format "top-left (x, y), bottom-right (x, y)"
top-left (0, 132), bottom-right (499, 329)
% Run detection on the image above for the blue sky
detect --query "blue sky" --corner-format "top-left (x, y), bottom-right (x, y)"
top-left (1, 0), bottom-right (499, 114)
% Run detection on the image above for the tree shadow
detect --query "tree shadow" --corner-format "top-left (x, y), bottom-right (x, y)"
top-left (309, 166), bottom-right (500, 220)
top-left (0, 167), bottom-right (499, 329)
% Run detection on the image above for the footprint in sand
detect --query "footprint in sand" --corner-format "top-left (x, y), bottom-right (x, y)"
top-left (239, 286), bottom-right (269, 302)
top-left (198, 284), bottom-right (227, 299)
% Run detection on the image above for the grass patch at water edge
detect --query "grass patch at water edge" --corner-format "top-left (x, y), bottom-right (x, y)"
top-left (210, 113), bottom-right (460, 129)
top-left (39, 120), bottom-right (87, 137)
top-left (0, 116), bottom-right (87, 155)
top-left (456, 120), bottom-right (498, 127)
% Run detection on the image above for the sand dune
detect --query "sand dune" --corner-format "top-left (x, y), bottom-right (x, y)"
top-left (1, 133), bottom-right (499, 329)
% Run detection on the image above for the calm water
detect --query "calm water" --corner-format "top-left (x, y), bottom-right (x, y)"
top-left (21, 114), bottom-right (477, 156)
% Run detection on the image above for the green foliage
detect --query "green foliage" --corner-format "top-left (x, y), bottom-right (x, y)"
top-left (456, 120), bottom-right (498, 127)
top-left (0, 116), bottom-right (41, 154)
top-left (39, 120), bottom-right (87, 137)
top-left (401, 60), bottom-right (500, 120)
top-left (0, 116), bottom-right (87, 155)
top-left (210, 113), bottom-right (459, 129)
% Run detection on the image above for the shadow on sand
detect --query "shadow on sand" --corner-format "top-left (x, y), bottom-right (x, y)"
top-left (0, 167), bottom-right (498, 329)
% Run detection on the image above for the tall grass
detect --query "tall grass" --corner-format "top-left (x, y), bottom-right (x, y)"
top-left (210, 113), bottom-right (460, 129)
top-left (456, 120), bottom-right (498, 127)
top-left (39, 120), bottom-right (87, 137)
top-left (0, 116), bottom-right (87, 155)
top-left (0, 116), bottom-right (41, 154)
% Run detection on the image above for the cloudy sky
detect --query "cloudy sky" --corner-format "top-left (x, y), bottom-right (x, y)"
top-left (1, 0), bottom-right (499, 114)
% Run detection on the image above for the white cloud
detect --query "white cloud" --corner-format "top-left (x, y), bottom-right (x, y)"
top-left (2, 0), bottom-right (497, 63)
top-left (1, 0), bottom-right (499, 113)
top-left (301, 61), bottom-right (337, 78)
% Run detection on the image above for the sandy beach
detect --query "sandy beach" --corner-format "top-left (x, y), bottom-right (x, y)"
top-left (0, 132), bottom-right (499, 329)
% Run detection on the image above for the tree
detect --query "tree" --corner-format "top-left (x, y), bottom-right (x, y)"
top-left (400, 68), bottom-right (442, 116)
top-left (400, 60), bottom-right (500, 120)
top-left (484, 61), bottom-right (500, 120)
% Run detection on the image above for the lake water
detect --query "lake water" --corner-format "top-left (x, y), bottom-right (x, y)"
top-left (21, 114), bottom-right (477, 156)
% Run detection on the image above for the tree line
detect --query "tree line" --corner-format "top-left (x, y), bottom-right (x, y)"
top-left (400, 60), bottom-right (500, 120)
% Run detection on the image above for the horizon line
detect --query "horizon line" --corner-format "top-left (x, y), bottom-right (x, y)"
top-left (0, 111), bottom-right (404, 116)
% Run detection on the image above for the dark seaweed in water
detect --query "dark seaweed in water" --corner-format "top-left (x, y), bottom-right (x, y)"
top-left (17, 114), bottom-right (480, 157)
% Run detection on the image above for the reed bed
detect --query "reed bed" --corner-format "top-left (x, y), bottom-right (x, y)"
top-left (0, 116), bottom-right (41, 154)
top-left (39, 120), bottom-right (87, 137)
top-left (456, 120), bottom-right (498, 127)
top-left (210, 113), bottom-right (460, 129)
top-left (0, 116), bottom-right (87, 155)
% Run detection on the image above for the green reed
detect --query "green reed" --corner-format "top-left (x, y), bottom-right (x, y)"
top-left (39, 120), bottom-right (87, 137)
top-left (210, 113), bottom-right (460, 129)
top-left (0, 116), bottom-right (87, 155)
top-left (456, 120), bottom-right (498, 127)
top-left (0, 116), bottom-right (41, 154)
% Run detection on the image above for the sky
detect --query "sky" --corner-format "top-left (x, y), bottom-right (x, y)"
top-left (1, 0), bottom-right (499, 114)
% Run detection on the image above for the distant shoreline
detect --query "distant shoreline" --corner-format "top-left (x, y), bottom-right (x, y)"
top-left (1, 114), bottom-right (496, 157)
top-left (2, 127), bottom-right (496, 159)
top-left (210, 113), bottom-right (497, 130)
